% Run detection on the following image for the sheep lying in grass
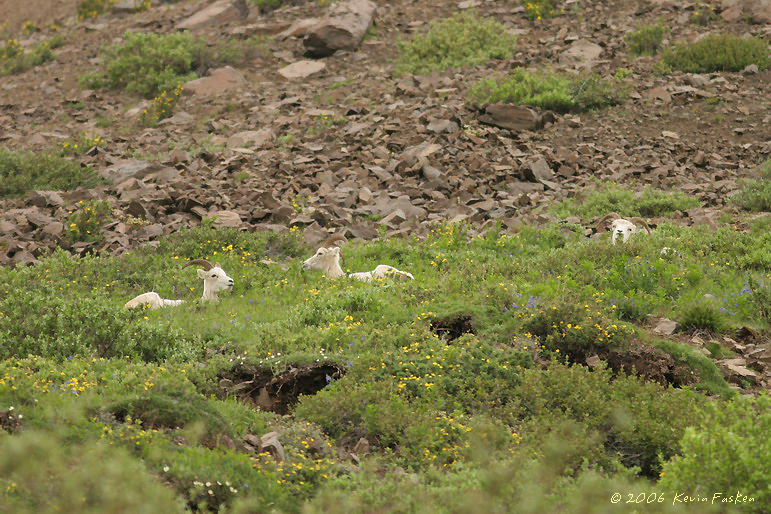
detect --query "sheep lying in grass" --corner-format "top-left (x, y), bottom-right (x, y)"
top-left (302, 238), bottom-right (414, 282)
top-left (124, 259), bottom-right (234, 309)
top-left (596, 213), bottom-right (652, 244)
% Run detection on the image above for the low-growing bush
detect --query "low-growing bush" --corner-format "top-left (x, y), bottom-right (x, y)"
top-left (521, 0), bottom-right (562, 20)
top-left (0, 291), bottom-right (206, 362)
top-left (661, 33), bottom-right (770, 73)
top-left (550, 183), bottom-right (701, 219)
top-left (521, 302), bottom-right (634, 361)
top-left (67, 200), bottom-right (113, 244)
top-left (731, 160), bottom-right (771, 212)
top-left (395, 11), bottom-right (516, 76)
top-left (0, 147), bottom-right (106, 199)
top-left (1, 35), bottom-right (63, 76)
top-left (79, 32), bottom-right (270, 97)
top-left (0, 432), bottom-right (186, 513)
top-left (141, 84), bottom-right (184, 126)
top-left (625, 22), bottom-right (667, 57)
top-left (679, 302), bottom-right (725, 333)
top-left (470, 68), bottom-right (626, 113)
top-left (660, 394), bottom-right (771, 513)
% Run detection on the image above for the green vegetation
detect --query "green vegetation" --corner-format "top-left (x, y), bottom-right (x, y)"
top-left (1, 35), bottom-right (63, 76)
top-left (77, 0), bottom-right (116, 20)
top-left (395, 11), bottom-right (516, 76)
top-left (691, 2), bottom-right (718, 25)
top-left (470, 69), bottom-right (627, 113)
top-left (0, 147), bottom-right (106, 199)
top-left (79, 32), bottom-right (270, 97)
top-left (550, 183), bottom-right (701, 219)
top-left (732, 159), bottom-right (771, 212)
top-left (141, 84), bottom-right (184, 127)
top-left (661, 33), bottom-right (770, 73)
top-left (66, 200), bottom-right (113, 244)
top-left (660, 394), bottom-right (771, 513)
top-left (625, 22), bottom-right (668, 57)
top-left (0, 208), bottom-right (769, 510)
top-left (521, 0), bottom-right (561, 20)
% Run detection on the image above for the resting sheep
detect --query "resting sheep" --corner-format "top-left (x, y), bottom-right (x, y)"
top-left (302, 239), bottom-right (414, 282)
top-left (596, 213), bottom-right (652, 244)
top-left (124, 259), bottom-right (234, 309)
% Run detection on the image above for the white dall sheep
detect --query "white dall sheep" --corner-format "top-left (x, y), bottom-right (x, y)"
top-left (596, 213), bottom-right (652, 244)
top-left (124, 259), bottom-right (234, 309)
top-left (302, 243), bottom-right (414, 282)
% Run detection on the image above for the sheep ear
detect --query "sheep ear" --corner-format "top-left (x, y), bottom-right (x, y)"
top-left (197, 268), bottom-right (207, 279)
top-left (215, 262), bottom-right (221, 268)
top-left (595, 213), bottom-right (620, 233)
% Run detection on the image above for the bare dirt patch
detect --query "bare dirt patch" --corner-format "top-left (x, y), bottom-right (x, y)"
top-left (219, 362), bottom-right (345, 414)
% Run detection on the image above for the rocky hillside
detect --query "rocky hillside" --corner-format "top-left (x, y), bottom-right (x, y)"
top-left (0, 0), bottom-right (769, 266)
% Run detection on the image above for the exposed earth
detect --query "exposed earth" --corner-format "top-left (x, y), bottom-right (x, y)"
top-left (1, 0), bottom-right (770, 264)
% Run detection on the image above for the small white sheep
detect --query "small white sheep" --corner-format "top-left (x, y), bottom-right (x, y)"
top-left (124, 259), bottom-right (234, 309)
top-left (302, 240), bottom-right (414, 282)
top-left (596, 213), bottom-right (652, 244)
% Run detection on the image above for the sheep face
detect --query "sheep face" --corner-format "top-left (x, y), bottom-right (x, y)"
top-left (198, 264), bottom-right (234, 300)
top-left (610, 219), bottom-right (639, 244)
top-left (302, 247), bottom-right (344, 279)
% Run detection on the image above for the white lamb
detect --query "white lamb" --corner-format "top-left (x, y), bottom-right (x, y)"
top-left (124, 259), bottom-right (234, 309)
top-left (302, 244), bottom-right (414, 282)
top-left (596, 213), bottom-right (652, 244)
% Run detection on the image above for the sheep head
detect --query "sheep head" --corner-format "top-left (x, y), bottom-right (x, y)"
top-left (302, 246), bottom-right (344, 279)
top-left (597, 213), bottom-right (652, 244)
top-left (184, 259), bottom-right (234, 301)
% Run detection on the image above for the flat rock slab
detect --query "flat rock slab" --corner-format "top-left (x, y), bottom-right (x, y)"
top-left (303, 0), bottom-right (377, 57)
top-left (559, 39), bottom-right (603, 65)
top-left (227, 129), bottom-right (272, 148)
top-left (176, 0), bottom-right (247, 30)
top-left (479, 104), bottom-right (543, 131)
top-left (184, 66), bottom-right (246, 95)
top-left (277, 60), bottom-right (326, 80)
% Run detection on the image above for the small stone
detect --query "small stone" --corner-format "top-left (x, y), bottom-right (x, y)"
top-left (277, 60), bottom-right (326, 80)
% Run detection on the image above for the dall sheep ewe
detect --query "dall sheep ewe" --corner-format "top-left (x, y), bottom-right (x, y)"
top-left (124, 259), bottom-right (234, 309)
top-left (596, 213), bottom-right (652, 244)
top-left (302, 237), bottom-right (414, 282)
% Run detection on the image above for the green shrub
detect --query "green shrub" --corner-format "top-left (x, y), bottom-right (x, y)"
top-left (691, 2), bottom-right (718, 25)
top-left (470, 69), bottom-right (626, 113)
top-left (511, 362), bottom-right (705, 476)
top-left (551, 183), bottom-right (701, 219)
top-left (77, 0), bottom-right (116, 20)
top-left (661, 33), bottom-right (770, 73)
top-left (521, 0), bottom-right (561, 20)
top-left (652, 339), bottom-right (732, 396)
top-left (521, 302), bottom-right (634, 361)
top-left (67, 200), bottom-right (113, 244)
top-left (79, 32), bottom-right (269, 98)
top-left (395, 11), bottom-right (516, 76)
top-left (0, 432), bottom-right (186, 513)
top-left (0, 291), bottom-right (205, 362)
top-left (79, 32), bottom-right (203, 97)
top-left (660, 394), bottom-right (771, 513)
top-left (679, 302), bottom-right (725, 332)
top-left (0, 148), bottom-right (106, 199)
top-left (1, 35), bottom-right (63, 76)
top-left (732, 160), bottom-right (771, 212)
top-left (140, 84), bottom-right (184, 126)
top-left (625, 22), bottom-right (668, 57)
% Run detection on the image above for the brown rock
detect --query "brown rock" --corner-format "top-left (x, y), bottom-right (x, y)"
top-left (479, 104), bottom-right (542, 131)
top-left (175, 0), bottom-right (247, 30)
top-left (259, 431), bottom-right (285, 462)
top-left (276, 18), bottom-right (321, 40)
top-left (227, 129), bottom-right (272, 148)
top-left (27, 190), bottom-right (64, 208)
top-left (303, 0), bottom-right (377, 57)
top-left (277, 60), bottom-right (326, 80)
top-left (653, 318), bottom-right (679, 335)
top-left (184, 67), bottom-right (246, 95)
top-left (522, 158), bottom-right (554, 183)
top-left (210, 210), bottom-right (243, 228)
top-left (559, 39), bottom-right (603, 65)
